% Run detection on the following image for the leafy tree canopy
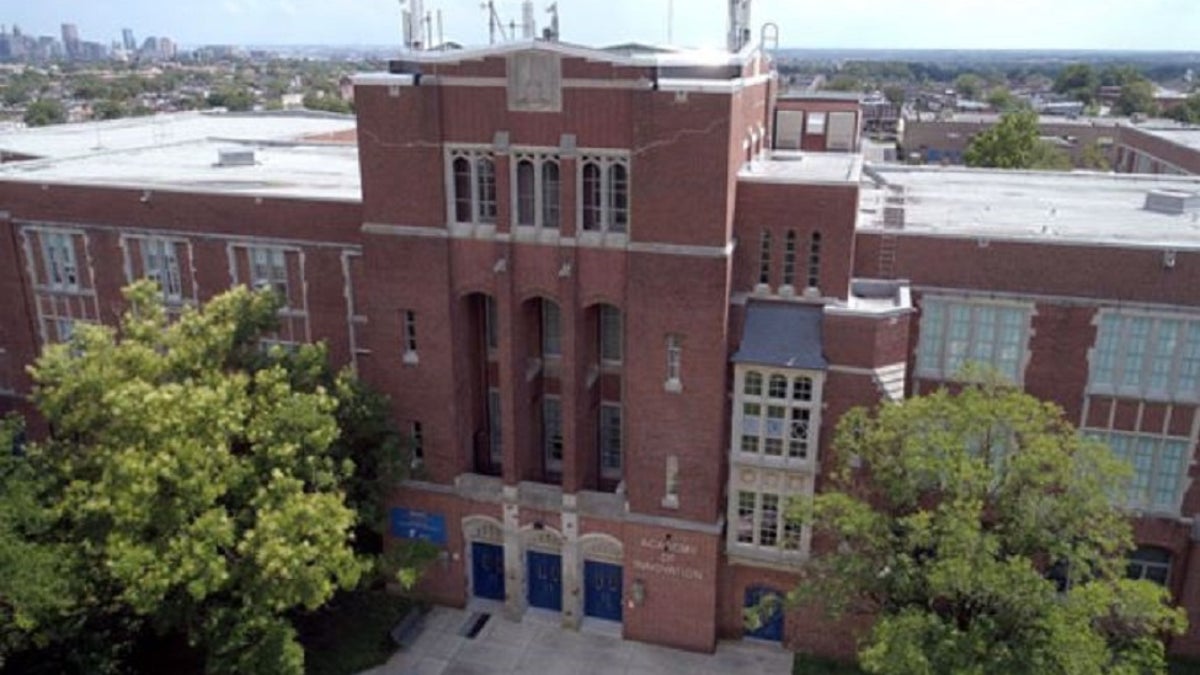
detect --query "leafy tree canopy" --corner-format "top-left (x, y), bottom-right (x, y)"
top-left (4, 282), bottom-right (374, 673)
top-left (791, 376), bottom-right (1186, 675)
top-left (953, 73), bottom-right (984, 101)
top-left (964, 110), bottom-right (1038, 169)
top-left (23, 98), bottom-right (66, 127)
top-left (1054, 63), bottom-right (1099, 105)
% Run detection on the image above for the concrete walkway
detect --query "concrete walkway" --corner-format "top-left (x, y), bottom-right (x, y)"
top-left (362, 606), bottom-right (793, 675)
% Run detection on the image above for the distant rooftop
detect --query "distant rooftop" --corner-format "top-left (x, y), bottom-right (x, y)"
top-left (0, 112), bottom-right (360, 201)
top-left (1133, 125), bottom-right (1200, 153)
top-left (860, 165), bottom-right (1200, 250)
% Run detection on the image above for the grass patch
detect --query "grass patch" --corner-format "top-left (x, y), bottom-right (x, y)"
top-left (794, 653), bottom-right (866, 674)
top-left (297, 589), bottom-right (415, 675)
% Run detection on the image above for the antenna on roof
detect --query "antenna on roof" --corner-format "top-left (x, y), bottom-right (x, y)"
top-left (521, 0), bottom-right (536, 39)
top-left (544, 2), bottom-right (559, 41)
top-left (398, 0), bottom-right (427, 50)
top-left (666, 0), bottom-right (674, 44)
top-left (482, 1), bottom-right (509, 44)
top-left (727, 0), bottom-right (752, 52)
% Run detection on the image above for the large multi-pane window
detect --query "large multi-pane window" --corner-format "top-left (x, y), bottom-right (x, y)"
top-left (140, 237), bottom-right (183, 301)
top-left (734, 490), bottom-right (806, 552)
top-left (599, 403), bottom-right (622, 479)
top-left (1089, 312), bottom-right (1200, 401)
top-left (41, 231), bottom-right (78, 291)
top-left (448, 149), bottom-right (498, 225)
top-left (580, 155), bottom-right (630, 234)
top-left (512, 153), bottom-right (561, 230)
top-left (916, 297), bottom-right (1031, 382)
top-left (249, 246), bottom-right (288, 303)
top-left (736, 368), bottom-right (822, 463)
top-left (543, 396), bottom-right (563, 473)
top-left (1085, 430), bottom-right (1190, 514)
top-left (1127, 547), bottom-right (1171, 586)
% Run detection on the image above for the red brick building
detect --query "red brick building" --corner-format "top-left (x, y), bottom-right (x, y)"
top-left (1, 39), bottom-right (1199, 660)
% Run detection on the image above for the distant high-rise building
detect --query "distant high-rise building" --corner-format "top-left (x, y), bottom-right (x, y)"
top-left (122, 28), bottom-right (136, 52)
top-left (61, 23), bottom-right (80, 59)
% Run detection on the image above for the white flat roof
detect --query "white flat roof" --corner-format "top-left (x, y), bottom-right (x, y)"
top-left (1136, 126), bottom-right (1200, 153)
top-left (860, 165), bottom-right (1200, 250)
top-left (740, 151), bottom-right (862, 186)
top-left (0, 111), bottom-right (356, 161)
top-left (0, 112), bottom-right (361, 201)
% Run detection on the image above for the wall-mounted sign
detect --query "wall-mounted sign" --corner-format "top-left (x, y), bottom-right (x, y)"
top-left (390, 507), bottom-right (448, 546)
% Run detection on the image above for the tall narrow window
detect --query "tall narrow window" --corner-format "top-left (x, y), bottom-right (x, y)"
top-left (758, 230), bottom-right (772, 286)
top-left (608, 163), bottom-right (629, 233)
top-left (487, 387), bottom-right (503, 467)
top-left (582, 162), bottom-right (602, 231)
top-left (782, 230), bottom-right (797, 288)
top-left (736, 491), bottom-right (756, 543)
top-left (516, 159), bottom-right (536, 226)
top-left (484, 296), bottom-right (499, 351)
top-left (759, 494), bottom-right (780, 547)
top-left (542, 160), bottom-right (561, 229)
top-left (476, 157), bottom-right (497, 223)
top-left (543, 396), bottom-right (563, 472)
top-left (599, 304), bottom-right (622, 364)
top-left (42, 231), bottom-right (78, 291)
top-left (403, 310), bottom-right (418, 363)
top-left (664, 455), bottom-right (680, 508)
top-left (806, 231), bottom-right (822, 289)
top-left (453, 157), bottom-right (472, 222)
top-left (542, 301), bottom-right (562, 358)
top-left (410, 421), bottom-right (424, 466)
top-left (665, 334), bottom-right (682, 389)
top-left (599, 403), bottom-right (622, 478)
top-left (142, 238), bottom-right (182, 301)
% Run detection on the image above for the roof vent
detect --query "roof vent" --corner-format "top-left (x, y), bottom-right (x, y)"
top-left (216, 148), bottom-right (256, 167)
top-left (1144, 188), bottom-right (1200, 215)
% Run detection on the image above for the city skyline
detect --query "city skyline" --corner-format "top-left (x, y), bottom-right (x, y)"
top-left (2, 0), bottom-right (1200, 52)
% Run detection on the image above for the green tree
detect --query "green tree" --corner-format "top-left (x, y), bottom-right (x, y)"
top-left (1166, 93), bottom-right (1200, 124)
top-left (953, 73), bottom-right (984, 100)
top-left (1054, 63), bottom-right (1099, 105)
top-left (22, 99), bottom-right (66, 127)
top-left (9, 282), bottom-right (370, 673)
top-left (985, 86), bottom-right (1021, 112)
top-left (1114, 78), bottom-right (1158, 117)
top-left (883, 85), bottom-right (906, 107)
top-left (964, 109), bottom-right (1041, 169)
top-left (91, 99), bottom-right (126, 120)
top-left (1080, 141), bottom-right (1113, 171)
top-left (789, 377), bottom-right (1186, 675)
top-left (1029, 140), bottom-right (1073, 171)
top-left (824, 74), bottom-right (862, 92)
top-left (206, 86), bottom-right (256, 111)
top-left (302, 92), bottom-right (353, 114)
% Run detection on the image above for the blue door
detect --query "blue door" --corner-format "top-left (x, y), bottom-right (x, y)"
top-left (471, 542), bottom-right (505, 601)
top-left (744, 586), bottom-right (784, 642)
top-left (526, 550), bottom-right (562, 611)
top-left (584, 560), bottom-right (623, 622)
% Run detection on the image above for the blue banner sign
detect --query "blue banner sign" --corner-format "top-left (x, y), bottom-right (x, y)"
top-left (390, 508), bottom-right (448, 546)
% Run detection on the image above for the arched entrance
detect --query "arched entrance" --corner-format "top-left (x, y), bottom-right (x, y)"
top-left (463, 516), bottom-right (505, 602)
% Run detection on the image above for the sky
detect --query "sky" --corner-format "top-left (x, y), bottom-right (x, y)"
top-left (4, 0), bottom-right (1200, 51)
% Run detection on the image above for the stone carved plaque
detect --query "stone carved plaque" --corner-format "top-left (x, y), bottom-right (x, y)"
top-left (508, 51), bottom-right (562, 112)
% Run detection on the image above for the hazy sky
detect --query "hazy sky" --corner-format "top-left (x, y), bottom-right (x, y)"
top-left (4, 0), bottom-right (1199, 51)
